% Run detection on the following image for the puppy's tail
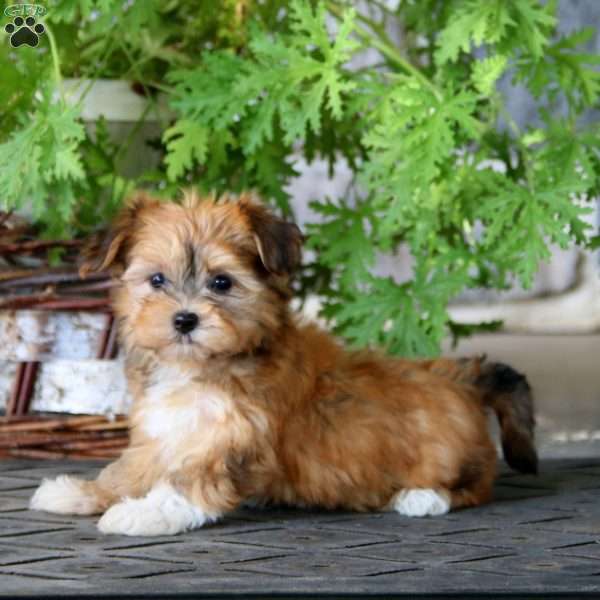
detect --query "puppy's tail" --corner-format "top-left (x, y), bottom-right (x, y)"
top-left (421, 356), bottom-right (538, 474)
top-left (474, 360), bottom-right (538, 474)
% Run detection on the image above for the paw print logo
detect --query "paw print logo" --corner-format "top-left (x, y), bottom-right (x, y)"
top-left (5, 15), bottom-right (45, 47)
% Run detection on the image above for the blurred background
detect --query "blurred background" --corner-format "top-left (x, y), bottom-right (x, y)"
top-left (0, 0), bottom-right (598, 459)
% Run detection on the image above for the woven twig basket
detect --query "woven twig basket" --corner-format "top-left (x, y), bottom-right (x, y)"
top-left (0, 211), bottom-right (127, 459)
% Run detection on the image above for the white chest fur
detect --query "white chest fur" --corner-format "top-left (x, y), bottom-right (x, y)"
top-left (136, 366), bottom-right (232, 460)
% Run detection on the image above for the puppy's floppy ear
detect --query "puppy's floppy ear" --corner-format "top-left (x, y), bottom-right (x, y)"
top-left (79, 192), bottom-right (159, 277)
top-left (239, 195), bottom-right (303, 276)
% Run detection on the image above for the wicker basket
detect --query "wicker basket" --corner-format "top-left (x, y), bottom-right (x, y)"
top-left (0, 414), bottom-right (129, 460)
top-left (0, 211), bottom-right (128, 459)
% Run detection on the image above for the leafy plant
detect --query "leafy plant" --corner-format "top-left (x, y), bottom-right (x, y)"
top-left (1, 0), bottom-right (599, 356)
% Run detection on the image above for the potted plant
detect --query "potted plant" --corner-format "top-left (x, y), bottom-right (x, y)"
top-left (1, 1), bottom-right (599, 437)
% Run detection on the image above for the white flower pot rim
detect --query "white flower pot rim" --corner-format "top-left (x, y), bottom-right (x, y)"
top-left (62, 78), bottom-right (172, 123)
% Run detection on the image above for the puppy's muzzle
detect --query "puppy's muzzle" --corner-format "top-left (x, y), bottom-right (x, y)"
top-left (173, 311), bottom-right (199, 334)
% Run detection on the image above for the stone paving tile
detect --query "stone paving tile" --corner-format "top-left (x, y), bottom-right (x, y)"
top-left (0, 458), bottom-right (599, 597)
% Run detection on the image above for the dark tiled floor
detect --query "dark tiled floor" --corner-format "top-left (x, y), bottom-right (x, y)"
top-left (1, 459), bottom-right (600, 598)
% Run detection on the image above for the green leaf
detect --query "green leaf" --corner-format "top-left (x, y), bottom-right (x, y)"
top-left (360, 81), bottom-right (479, 243)
top-left (0, 85), bottom-right (87, 237)
top-left (435, 0), bottom-right (502, 65)
top-left (448, 320), bottom-right (504, 347)
top-left (517, 27), bottom-right (600, 110)
top-left (306, 198), bottom-right (375, 289)
top-left (435, 0), bottom-right (555, 65)
top-left (169, 0), bottom-right (358, 157)
top-left (505, 0), bottom-right (556, 59)
top-left (471, 54), bottom-right (507, 95)
top-left (53, 145), bottom-right (85, 181)
top-left (163, 120), bottom-right (209, 181)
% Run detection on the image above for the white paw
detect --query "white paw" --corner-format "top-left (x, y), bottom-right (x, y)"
top-left (393, 488), bottom-right (450, 517)
top-left (30, 476), bottom-right (99, 515)
top-left (97, 483), bottom-right (215, 536)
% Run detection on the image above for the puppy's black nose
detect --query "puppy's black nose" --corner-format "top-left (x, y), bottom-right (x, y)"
top-left (173, 311), bottom-right (199, 334)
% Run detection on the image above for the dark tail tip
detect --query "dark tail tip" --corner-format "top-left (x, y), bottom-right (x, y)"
top-left (477, 362), bottom-right (538, 475)
top-left (502, 432), bottom-right (539, 474)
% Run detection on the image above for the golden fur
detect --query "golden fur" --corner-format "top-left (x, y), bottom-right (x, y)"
top-left (30, 191), bottom-right (537, 535)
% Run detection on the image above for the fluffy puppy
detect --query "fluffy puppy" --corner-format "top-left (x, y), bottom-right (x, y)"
top-left (30, 191), bottom-right (537, 536)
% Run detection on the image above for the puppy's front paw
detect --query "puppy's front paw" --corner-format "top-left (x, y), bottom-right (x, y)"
top-left (97, 483), bottom-right (212, 536)
top-left (393, 488), bottom-right (450, 517)
top-left (30, 476), bottom-right (99, 515)
top-left (98, 499), bottom-right (171, 536)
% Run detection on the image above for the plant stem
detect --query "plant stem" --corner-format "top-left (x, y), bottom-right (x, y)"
top-left (45, 25), bottom-right (63, 102)
top-left (498, 103), bottom-right (536, 193)
top-left (113, 102), bottom-right (153, 165)
top-left (327, 1), bottom-right (441, 100)
top-left (366, 0), bottom-right (397, 18)
top-left (148, 81), bottom-right (176, 94)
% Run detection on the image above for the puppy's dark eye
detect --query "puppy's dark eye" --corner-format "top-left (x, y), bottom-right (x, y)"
top-left (150, 273), bottom-right (166, 289)
top-left (209, 274), bottom-right (232, 293)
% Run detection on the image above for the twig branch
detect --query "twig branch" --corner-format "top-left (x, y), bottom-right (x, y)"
top-left (0, 269), bottom-right (109, 289)
top-left (0, 239), bottom-right (83, 255)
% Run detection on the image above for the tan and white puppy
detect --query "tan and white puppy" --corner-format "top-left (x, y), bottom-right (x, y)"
top-left (30, 191), bottom-right (537, 536)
